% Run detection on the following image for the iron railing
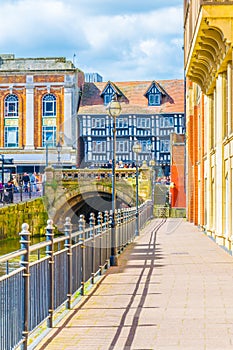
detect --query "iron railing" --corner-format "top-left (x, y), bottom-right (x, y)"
top-left (0, 200), bottom-right (153, 350)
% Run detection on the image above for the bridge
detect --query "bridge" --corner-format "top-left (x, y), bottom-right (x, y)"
top-left (43, 166), bottom-right (155, 227)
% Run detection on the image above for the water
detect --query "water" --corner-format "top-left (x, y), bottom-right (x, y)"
top-left (0, 236), bottom-right (46, 276)
top-left (0, 236), bottom-right (45, 256)
top-left (0, 238), bottom-right (21, 256)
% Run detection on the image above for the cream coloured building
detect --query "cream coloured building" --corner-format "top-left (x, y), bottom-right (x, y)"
top-left (184, 0), bottom-right (233, 252)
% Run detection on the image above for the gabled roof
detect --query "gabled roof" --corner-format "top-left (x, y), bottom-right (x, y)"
top-left (78, 79), bottom-right (184, 115)
top-left (144, 80), bottom-right (170, 98)
top-left (100, 81), bottom-right (124, 98)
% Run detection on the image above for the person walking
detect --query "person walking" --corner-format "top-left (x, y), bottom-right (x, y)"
top-left (22, 172), bottom-right (30, 193)
top-left (30, 172), bottom-right (37, 192)
top-left (5, 180), bottom-right (14, 203)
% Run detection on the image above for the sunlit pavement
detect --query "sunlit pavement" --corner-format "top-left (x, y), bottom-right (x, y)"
top-left (34, 218), bottom-right (233, 350)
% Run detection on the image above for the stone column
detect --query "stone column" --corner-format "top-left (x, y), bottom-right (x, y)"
top-left (25, 84), bottom-right (34, 149)
top-left (64, 87), bottom-right (73, 147)
top-left (215, 74), bottom-right (224, 244)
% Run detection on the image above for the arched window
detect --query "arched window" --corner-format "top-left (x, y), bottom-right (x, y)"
top-left (42, 94), bottom-right (57, 147)
top-left (42, 94), bottom-right (56, 117)
top-left (4, 94), bottom-right (19, 117)
top-left (4, 94), bottom-right (19, 147)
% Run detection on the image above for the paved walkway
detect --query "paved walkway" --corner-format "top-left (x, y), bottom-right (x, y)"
top-left (34, 218), bottom-right (233, 350)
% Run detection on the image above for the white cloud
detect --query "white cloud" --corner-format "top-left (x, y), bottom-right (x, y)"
top-left (0, 0), bottom-right (184, 81)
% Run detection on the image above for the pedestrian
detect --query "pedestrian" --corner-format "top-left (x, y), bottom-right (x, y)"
top-left (30, 172), bottom-right (37, 192)
top-left (5, 180), bottom-right (14, 203)
top-left (22, 172), bottom-right (30, 192)
top-left (0, 182), bottom-right (3, 202)
top-left (12, 175), bottom-right (19, 193)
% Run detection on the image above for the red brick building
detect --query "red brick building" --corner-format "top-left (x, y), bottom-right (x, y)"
top-left (169, 133), bottom-right (186, 209)
top-left (0, 54), bottom-right (84, 174)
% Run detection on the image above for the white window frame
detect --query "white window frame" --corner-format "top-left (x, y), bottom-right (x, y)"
top-left (42, 94), bottom-right (56, 117)
top-left (4, 126), bottom-right (19, 148)
top-left (4, 94), bottom-right (19, 117)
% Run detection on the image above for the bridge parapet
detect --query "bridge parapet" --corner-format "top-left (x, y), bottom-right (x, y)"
top-left (43, 167), bottom-right (152, 223)
top-left (61, 168), bottom-right (138, 181)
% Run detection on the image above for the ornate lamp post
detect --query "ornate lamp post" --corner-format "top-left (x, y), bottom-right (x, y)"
top-left (106, 93), bottom-right (121, 265)
top-left (56, 140), bottom-right (62, 167)
top-left (149, 159), bottom-right (156, 209)
top-left (132, 141), bottom-right (142, 236)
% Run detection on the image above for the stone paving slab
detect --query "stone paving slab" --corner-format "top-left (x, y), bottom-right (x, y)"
top-left (34, 218), bottom-right (233, 350)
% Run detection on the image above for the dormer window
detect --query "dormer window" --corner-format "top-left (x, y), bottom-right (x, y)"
top-left (149, 93), bottom-right (161, 106)
top-left (103, 86), bottom-right (114, 105)
top-left (145, 82), bottom-right (164, 106)
top-left (101, 81), bottom-right (123, 106)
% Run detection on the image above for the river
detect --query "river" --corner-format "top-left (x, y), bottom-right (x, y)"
top-left (0, 235), bottom-right (46, 256)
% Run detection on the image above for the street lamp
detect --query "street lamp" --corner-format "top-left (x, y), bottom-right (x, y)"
top-left (1, 154), bottom-right (4, 185)
top-left (149, 159), bottom-right (156, 208)
top-left (106, 93), bottom-right (121, 266)
top-left (132, 141), bottom-right (142, 236)
top-left (56, 140), bottom-right (62, 166)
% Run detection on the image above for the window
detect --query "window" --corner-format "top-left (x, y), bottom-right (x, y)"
top-left (137, 118), bottom-right (150, 128)
top-left (104, 94), bottom-right (112, 105)
top-left (4, 126), bottom-right (18, 147)
top-left (103, 86), bottom-right (114, 105)
top-left (160, 140), bottom-right (170, 152)
top-left (116, 140), bottom-right (128, 153)
top-left (160, 117), bottom-right (174, 128)
top-left (93, 141), bottom-right (106, 153)
top-left (42, 126), bottom-right (56, 147)
top-left (116, 118), bottom-right (128, 128)
top-left (147, 85), bottom-right (161, 106)
top-left (4, 94), bottom-right (19, 147)
top-left (5, 94), bottom-right (18, 117)
top-left (148, 93), bottom-right (161, 106)
top-left (92, 118), bottom-right (105, 128)
top-left (42, 94), bottom-right (56, 117)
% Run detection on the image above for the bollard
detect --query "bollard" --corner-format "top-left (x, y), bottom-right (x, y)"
top-left (64, 217), bottom-right (73, 309)
top-left (19, 223), bottom-right (31, 350)
top-left (45, 219), bottom-right (55, 328)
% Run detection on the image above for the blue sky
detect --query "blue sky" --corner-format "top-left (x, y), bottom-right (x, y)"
top-left (0, 0), bottom-right (184, 81)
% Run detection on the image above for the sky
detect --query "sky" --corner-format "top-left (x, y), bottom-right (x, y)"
top-left (0, 0), bottom-right (184, 82)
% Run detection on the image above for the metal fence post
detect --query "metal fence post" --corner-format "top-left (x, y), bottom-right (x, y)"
top-left (117, 209), bottom-right (122, 252)
top-left (64, 217), bottom-right (73, 309)
top-left (20, 183), bottom-right (23, 202)
top-left (46, 219), bottom-right (55, 328)
top-left (89, 213), bottom-right (95, 238)
top-left (19, 223), bottom-right (31, 350)
top-left (89, 213), bottom-right (95, 284)
top-left (79, 214), bottom-right (86, 295)
top-left (97, 212), bottom-right (103, 275)
top-left (104, 210), bottom-right (110, 268)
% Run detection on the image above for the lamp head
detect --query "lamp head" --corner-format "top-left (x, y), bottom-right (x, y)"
top-left (132, 141), bottom-right (142, 154)
top-left (106, 93), bottom-right (121, 118)
top-left (56, 141), bottom-right (62, 152)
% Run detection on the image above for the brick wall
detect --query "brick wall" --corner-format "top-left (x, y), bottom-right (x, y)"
top-left (170, 134), bottom-right (186, 208)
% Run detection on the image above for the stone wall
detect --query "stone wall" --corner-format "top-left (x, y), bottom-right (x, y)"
top-left (0, 198), bottom-right (48, 240)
